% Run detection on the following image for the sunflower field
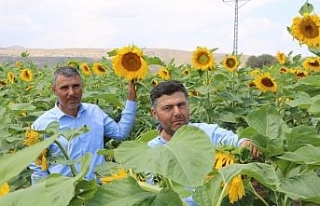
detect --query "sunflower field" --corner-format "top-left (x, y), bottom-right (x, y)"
top-left (1, 1), bottom-right (320, 206)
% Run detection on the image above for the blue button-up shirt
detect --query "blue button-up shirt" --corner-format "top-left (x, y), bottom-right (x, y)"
top-left (30, 100), bottom-right (136, 183)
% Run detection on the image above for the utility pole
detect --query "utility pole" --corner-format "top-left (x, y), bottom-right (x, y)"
top-left (223, 0), bottom-right (250, 55)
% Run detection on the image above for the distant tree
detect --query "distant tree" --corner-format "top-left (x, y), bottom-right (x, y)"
top-left (246, 54), bottom-right (276, 68)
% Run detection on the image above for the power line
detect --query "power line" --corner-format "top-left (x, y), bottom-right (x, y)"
top-left (223, 0), bottom-right (250, 55)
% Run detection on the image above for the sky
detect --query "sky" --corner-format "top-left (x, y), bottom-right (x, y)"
top-left (1, 0), bottom-right (320, 56)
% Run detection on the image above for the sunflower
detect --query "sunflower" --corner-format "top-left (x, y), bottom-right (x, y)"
top-left (280, 67), bottom-right (289, 74)
top-left (189, 90), bottom-right (200, 97)
top-left (151, 79), bottom-right (159, 86)
top-left (214, 151), bottom-right (236, 169)
top-left (254, 73), bottom-right (277, 93)
top-left (67, 60), bottom-right (79, 70)
top-left (181, 68), bottom-right (190, 75)
top-left (100, 168), bottom-right (128, 184)
top-left (192, 47), bottom-right (215, 71)
top-left (227, 175), bottom-right (245, 204)
top-left (0, 80), bottom-right (6, 86)
top-left (214, 151), bottom-right (245, 203)
top-left (157, 68), bottom-right (170, 80)
top-left (20, 69), bottom-right (33, 82)
top-left (24, 128), bottom-right (41, 146)
top-left (295, 69), bottom-right (309, 78)
top-left (35, 149), bottom-right (49, 171)
top-left (302, 57), bottom-right (320, 71)
top-left (276, 51), bottom-right (287, 65)
top-left (222, 55), bottom-right (239, 72)
top-left (112, 45), bottom-right (149, 81)
top-left (7, 71), bottom-right (15, 84)
top-left (80, 62), bottom-right (91, 76)
top-left (0, 183), bottom-right (9, 197)
top-left (15, 61), bottom-right (22, 68)
top-left (92, 62), bottom-right (107, 76)
top-left (290, 13), bottom-right (320, 48)
top-left (250, 69), bottom-right (262, 78)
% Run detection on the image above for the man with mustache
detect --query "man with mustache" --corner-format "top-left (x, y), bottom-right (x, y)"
top-left (148, 80), bottom-right (259, 205)
top-left (29, 66), bottom-right (137, 183)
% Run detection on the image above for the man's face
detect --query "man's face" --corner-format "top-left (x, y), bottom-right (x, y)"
top-left (151, 91), bottom-right (190, 138)
top-left (52, 74), bottom-right (83, 116)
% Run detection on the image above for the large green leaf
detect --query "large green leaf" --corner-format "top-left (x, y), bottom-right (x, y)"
top-left (0, 133), bottom-right (58, 185)
top-left (115, 125), bottom-right (213, 187)
top-left (245, 105), bottom-right (286, 139)
top-left (250, 134), bottom-right (284, 157)
top-left (88, 176), bottom-right (183, 206)
top-left (193, 174), bottom-right (224, 206)
top-left (219, 163), bottom-right (279, 190)
top-left (285, 125), bottom-right (320, 151)
top-left (278, 145), bottom-right (320, 165)
top-left (0, 153), bottom-right (92, 206)
top-left (279, 175), bottom-right (320, 203)
top-left (9, 103), bottom-right (36, 111)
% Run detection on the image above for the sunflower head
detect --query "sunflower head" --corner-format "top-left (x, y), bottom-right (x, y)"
top-left (80, 62), bottom-right (91, 76)
top-left (227, 175), bottom-right (245, 203)
top-left (7, 72), bottom-right (15, 84)
top-left (214, 151), bottom-right (236, 170)
top-left (0, 80), bottom-right (6, 86)
top-left (192, 47), bottom-right (215, 71)
top-left (92, 62), bottom-right (107, 76)
top-left (35, 149), bottom-right (49, 171)
top-left (20, 69), bottom-right (33, 82)
top-left (24, 128), bottom-right (41, 146)
top-left (290, 13), bottom-right (320, 48)
top-left (100, 168), bottom-right (128, 184)
top-left (222, 55), bottom-right (239, 72)
top-left (276, 51), bottom-right (287, 65)
top-left (157, 68), bottom-right (170, 80)
top-left (0, 183), bottom-right (10, 197)
top-left (67, 60), bottom-right (80, 70)
top-left (302, 57), bottom-right (320, 71)
top-left (254, 73), bottom-right (278, 93)
top-left (295, 69), bottom-right (309, 78)
top-left (112, 45), bottom-right (149, 81)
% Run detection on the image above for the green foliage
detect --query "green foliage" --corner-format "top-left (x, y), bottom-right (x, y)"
top-left (245, 54), bottom-right (277, 68)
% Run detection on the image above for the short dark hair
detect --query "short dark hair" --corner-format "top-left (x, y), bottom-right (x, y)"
top-left (150, 80), bottom-right (188, 107)
top-left (53, 66), bottom-right (81, 86)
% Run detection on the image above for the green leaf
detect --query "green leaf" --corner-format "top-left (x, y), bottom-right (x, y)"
top-left (88, 176), bottom-right (183, 206)
top-left (219, 163), bottom-right (279, 190)
top-left (0, 153), bottom-right (92, 206)
top-left (115, 125), bottom-right (213, 187)
top-left (279, 175), bottom-right (320, 203)
top-left (278, 145), bottom-right (320, 165)
top-left (137, 129), bottom-right (158, 143)
top-left (308, 46), bottom-right (320, 56)
top-left (0, 133), bottom-right (58, 186)
top-left (9, 103), bottom-right (36, 111)
top-left (144, 56), bottom-right (166, 66)
top-left (285, 125), bottom-right (320, 151)
top-left (193, 174), bottom-right (224, 206)
top-left (299, 1), bottom-right (314, 15)
top-left (60, 125), bottom-right (90, 141)
top-left (245, 105), bottom-right (286, 138)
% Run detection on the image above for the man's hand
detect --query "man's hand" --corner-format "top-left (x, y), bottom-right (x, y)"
top-left (127, 80), bottom-right (137, 101)
top-left (240, 140), bottom-right (260, 158)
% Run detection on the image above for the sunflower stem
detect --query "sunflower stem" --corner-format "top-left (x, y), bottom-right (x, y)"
top-left (54, 139), bottom-right (78, 177)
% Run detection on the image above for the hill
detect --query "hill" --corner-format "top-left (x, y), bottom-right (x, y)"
top-left (0, 47), bottom-right (250, 67)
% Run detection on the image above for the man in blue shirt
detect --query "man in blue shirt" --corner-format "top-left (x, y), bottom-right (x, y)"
top-left (29, 66), bottom-right (137, 183)
top-left (148, 80), bottom-right (259, 205)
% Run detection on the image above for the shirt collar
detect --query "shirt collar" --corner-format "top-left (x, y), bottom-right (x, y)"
top-left (54, 101), bottom-right (86, 119)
